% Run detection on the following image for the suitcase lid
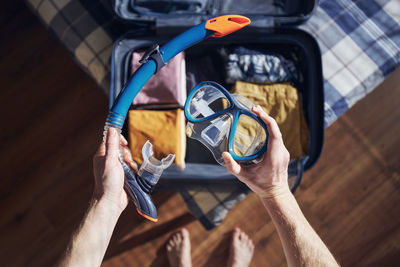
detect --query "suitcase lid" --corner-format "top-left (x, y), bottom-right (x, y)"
top-left (112, 0), bottom-right (318, 29)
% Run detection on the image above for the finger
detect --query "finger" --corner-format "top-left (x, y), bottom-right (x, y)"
top-left (121, 146), bottom-right (138, 172)
top-left (106, 127), bottom-right (120, 158)
top-left (121, 145), bottom-right (133, 162)
top-left (222, 152), bottom-right (242, 176)
top-left (120, 134), bottom-right (128, 146)
top-left (252, 105), bottom-right (282, 140)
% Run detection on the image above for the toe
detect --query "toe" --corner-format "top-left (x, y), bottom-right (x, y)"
top-left (249, 241), bottom-right (255, 254)
top-left (177, 231), bottom-right (184, 242)
top-left (181, 228), bottom-right (189, 239)
top-left (239, 230), bottom-right (246, 241)
top-left (245, 235), bottom-right (254, 253)
top-left (243, 232), bottom-right (249, 242)
top-left (248, 238), bottom-right (254, 248)
top-left (233, 228), bottom-right (241, 239)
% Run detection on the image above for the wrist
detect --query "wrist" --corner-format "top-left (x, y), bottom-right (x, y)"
top-left (259, 187), bottom-right (294, 213)
top-left (256, 183), bottom-right (292, 202)
top-left (92, 186), bottom-right (128, 215)
top-left (91, 196), bottom-right (124, 219)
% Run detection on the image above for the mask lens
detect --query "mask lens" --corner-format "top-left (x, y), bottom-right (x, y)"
top-left (186, 115), bottom-right (232, 165)
top-left (233, 114), bottom-right (267, 157)
top-left (188, 84), bottom-right (231, 119)
top-left (200, 115), bottom-right (231, 147)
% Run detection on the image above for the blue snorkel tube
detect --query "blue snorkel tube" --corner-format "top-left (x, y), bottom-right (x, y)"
top-left (104, 15), bottom-right (251, 222)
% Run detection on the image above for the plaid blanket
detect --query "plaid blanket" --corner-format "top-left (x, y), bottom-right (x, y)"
top-left (26, 0), bottom-right (400, 229)
top-left (301, 0), bottom-right (400, 127)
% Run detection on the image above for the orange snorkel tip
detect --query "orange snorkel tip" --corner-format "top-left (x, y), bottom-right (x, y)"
top-left (205, 15), bottom-right (251, 37)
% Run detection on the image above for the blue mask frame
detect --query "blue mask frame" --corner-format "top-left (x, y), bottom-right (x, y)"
top-left (185, 81), bottom-right (269, 163)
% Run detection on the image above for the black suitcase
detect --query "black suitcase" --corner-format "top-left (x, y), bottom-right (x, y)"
top-left (109, 0), bottom-right (324, 193)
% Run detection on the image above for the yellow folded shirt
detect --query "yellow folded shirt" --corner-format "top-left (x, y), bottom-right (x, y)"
top-left (128, 109), bottom-right (186, 167)
top-left (232, 81), bottom-right (309, 159)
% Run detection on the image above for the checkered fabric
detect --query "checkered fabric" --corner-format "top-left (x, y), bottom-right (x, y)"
top-left (26, 0), bottom-right (400, 229)
top-left (26, 0), bottom-right (135, 92)
top-left (179, 183), bottom-right (251, 230)
top-left (301, 0), bottom-right (400, 127)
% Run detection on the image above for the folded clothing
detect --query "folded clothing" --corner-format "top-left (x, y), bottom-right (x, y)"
top-left (127, 109), bottom-right (186, 167)
top-left (221, 46), bottom-right (298, 84)
top-left (131, 51), bottom-right (186, 106)
top-left (232, 81), bottom-right (308, 159)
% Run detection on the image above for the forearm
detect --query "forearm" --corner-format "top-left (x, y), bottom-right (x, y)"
top-left (59, 198), bottom-right (122, 267)
top-left (261, 188), bottom-right (339, 267)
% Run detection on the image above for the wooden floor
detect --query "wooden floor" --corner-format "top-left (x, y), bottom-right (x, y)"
top-left (1, 2), bottom-right (399, 266)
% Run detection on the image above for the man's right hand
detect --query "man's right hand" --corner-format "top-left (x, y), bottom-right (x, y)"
top-left (222, 105), bottom-right (291, 199)
top-left (224, 106), bottom-right (340, 267)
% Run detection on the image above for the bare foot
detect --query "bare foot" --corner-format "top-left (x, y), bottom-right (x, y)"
top-left (166, 228), bottom-right (192, 267)
top-left (227, 228), bottom-right (255, 267)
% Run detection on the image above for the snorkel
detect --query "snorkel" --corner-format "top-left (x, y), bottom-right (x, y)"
top-left (104, 15), bottom-right (251, 222)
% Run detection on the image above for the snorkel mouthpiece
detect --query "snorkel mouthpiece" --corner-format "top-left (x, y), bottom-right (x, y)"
top-left (138, 141), bottom-right (175, 185)
top-left (124, 141), bottom-right (175, 222)
top-left (206, 15), bottom-right (251, 37)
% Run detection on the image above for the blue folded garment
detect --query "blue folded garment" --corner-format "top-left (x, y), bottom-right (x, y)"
top-left (221, 46), bottom-right (299, 84)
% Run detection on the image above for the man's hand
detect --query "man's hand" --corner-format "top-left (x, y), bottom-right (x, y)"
top-left (223, 105), bottom-right (291, 199)
top-left (60, 128), bottom-right (139, 267)
top-left (224, 106), bottom-right (339, 267)
top-left (92, 127), bottom-right (137, 213)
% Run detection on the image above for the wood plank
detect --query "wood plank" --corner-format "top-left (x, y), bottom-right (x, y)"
top-left (0, 2), bottom-right (399, 267)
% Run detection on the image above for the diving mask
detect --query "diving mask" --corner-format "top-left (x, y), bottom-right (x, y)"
top-left (185, 81), bottom-right (269, 165)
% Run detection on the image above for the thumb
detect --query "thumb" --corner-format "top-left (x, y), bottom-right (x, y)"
top-left (106, 127), bottom-right (120, 158)
top-left (222, 152), bottom-right (242, 176)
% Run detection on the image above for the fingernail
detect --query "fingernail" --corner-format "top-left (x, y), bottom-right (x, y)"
top-left (129, 162), bottom-right (136, 170)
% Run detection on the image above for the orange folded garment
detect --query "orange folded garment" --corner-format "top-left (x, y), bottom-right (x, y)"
top-left (127, 109), bottom-right (185, 167)
top-left (232, 81), bottom-right (309, 159)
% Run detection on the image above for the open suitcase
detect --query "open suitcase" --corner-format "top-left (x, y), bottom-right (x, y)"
top-left (109, 0), bottom-right (324, 193)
